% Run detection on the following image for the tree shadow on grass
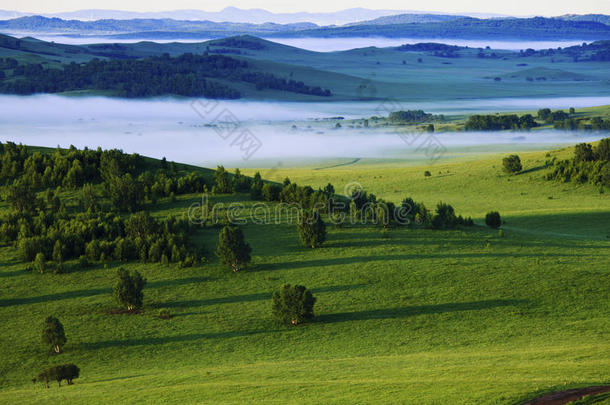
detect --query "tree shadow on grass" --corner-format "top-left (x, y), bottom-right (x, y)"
top-left (515, 165), bottom-right (548, 175)
top-left (0, 268), bottom-right (29, 278)
top-left (0, 276), bottom-right (213, 307)
top-left (151, 284), bottom-right (366, 309)
top-left (316, 299), bottom-right (527, 324)
top-left (82, 328), bottom-right (281, 350)
top-left (0, 287), bottom-right (112, 307)
top-left (261, 252), bottom-right (583, 271)
top-left (147, 276), bottom-right (213, 289)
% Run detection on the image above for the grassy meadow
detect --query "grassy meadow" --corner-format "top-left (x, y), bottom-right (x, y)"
top-left (0, 144), bottom-right (608, 404)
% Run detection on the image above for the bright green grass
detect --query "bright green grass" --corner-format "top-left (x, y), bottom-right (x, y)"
top-left (0, 147), bottom-right (608, 404)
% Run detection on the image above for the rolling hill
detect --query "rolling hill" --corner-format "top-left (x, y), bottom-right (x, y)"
top-left (0, 142), bottom-right (607, 404)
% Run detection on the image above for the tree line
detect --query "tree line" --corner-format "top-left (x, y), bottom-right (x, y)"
top-left (0, 53), bottom-right (332, 98)
top-left (545, 138), bottom-right (609, 187)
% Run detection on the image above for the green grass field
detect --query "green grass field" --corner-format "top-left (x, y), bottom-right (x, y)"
top-left (0, 144), bottom-right (608, 404)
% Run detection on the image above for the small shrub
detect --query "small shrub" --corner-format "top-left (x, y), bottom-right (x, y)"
top-left (485, 211), bottom-right (502, 229)
top-left (502, 155), bottom-right (522, 174)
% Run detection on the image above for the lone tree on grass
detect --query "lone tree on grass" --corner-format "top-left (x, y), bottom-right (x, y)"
top-left (114, 268), bottom-right (146, 311)
top-left (272, 284), bottom-right (316, 325)
top-left (485, 211), bottom-right (502, 229)
top-left (42, 316), bottom-right (66, 353)
top-left (502, 155), bottom-right (522, 174)
top-left (217, 225), bottom-right (251, 272)
top-left (297, 210), bottom-right (326, 248)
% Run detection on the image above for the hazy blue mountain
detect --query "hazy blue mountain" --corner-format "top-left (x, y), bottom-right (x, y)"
top-left (0, 16), bottom-right (318, 35)
top-left (0, 8), bottom-right (403, 25)
top-left (345, 13), bottom-right (464, 26)
top-left (271, 17), bottom-right (610, 40)
top-left (557, 14), bottom-right (610, 25)
top-left (2, 14), bottom-right (610, 41)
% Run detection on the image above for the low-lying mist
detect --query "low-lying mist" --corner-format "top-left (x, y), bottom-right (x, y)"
top-left (1, 95), bottom-right (607, 167)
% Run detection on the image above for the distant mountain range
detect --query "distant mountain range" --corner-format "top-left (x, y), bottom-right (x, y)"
top-left (0, 8), bottom-right (519, 25)
top-left (274, 17), bottom-right (610, 40)
top-left (1, 15), bottom-right (609, 41)
top-left (557, 14), bottom-right (610, 25)
top-left (0, 8), bottom-right (417, 25)
top-left (0, 16), bottom-right (317, 35)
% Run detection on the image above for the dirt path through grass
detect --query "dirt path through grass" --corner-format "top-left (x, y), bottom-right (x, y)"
top-left (522, 385), bottom-right (610, 404)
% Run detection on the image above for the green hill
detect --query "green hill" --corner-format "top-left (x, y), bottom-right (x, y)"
top-left (2, 34), bottom-right (610, 101)
top-left (0, 142), bottom-right (608, 404)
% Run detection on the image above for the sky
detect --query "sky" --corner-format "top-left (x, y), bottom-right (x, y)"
top-left (2, 0), bottom-right (609, 16)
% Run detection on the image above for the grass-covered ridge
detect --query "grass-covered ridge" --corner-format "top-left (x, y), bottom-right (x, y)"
top-left (2, 34), bottom-right (610, 101)
top-left (0, 142), bottom-right (608, 404)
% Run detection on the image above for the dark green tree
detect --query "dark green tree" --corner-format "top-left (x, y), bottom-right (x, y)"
top-left (298, 210), bottom-right (326, 248)
top-left (250, 172), bottom-right (263, 200)
top-left (272, 284), bottom-right (316, 325)
top-left (502, 155), bottom-right (522, 174)
top-left (431, 202), bottom-right (457, 229)
top-left (213, 165), bottom-right (233, 194)
top-left (114, 268), bottom-right (146, 311)
top-left (42, 316), bottom-right (66, 353)
top-left (595, 138), bottom-right (610, 161)
top-left (485, 211), bottom-right (502, 229)
top-left (574, 143), bottom-right (595, 163)
top-left (216, 225), bottom-right (251, 272)
top-left (34, 252), bottom-right (46, 274)
top-left (6, 180), bottom-right (39, 213)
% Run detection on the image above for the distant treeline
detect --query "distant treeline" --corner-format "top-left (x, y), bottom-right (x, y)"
top-left (0, 53), bottom-right (332, 98)
top-left (463, 108), bottom-right (610, 131)
top-left (517, 41), bottom-right (610, 62)
top-left (388, 110), bottom-right (444, 123)
top-left (464, 114), bottom-right (538, 131)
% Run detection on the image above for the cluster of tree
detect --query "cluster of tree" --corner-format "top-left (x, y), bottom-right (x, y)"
top-left (0, 143), bottom-right (216, 270)
top-left (240, 72), bottom-right (331, 96)
top-left (211, 166), bottom-right (252, 195)
top-left (35, 364), bottom-right (79, 388)
top-left (6, 210), bottom-right (201, 268)
top-left (395, 43), bottom-right (462, 53)
top-left (0, 57), bottom-right (18, 69)
top-left (590, 117), bottom-right (610, 130)
top-left (2, 54), bottom-right (243, 98)
top-left (0, 52), bottom-right (332, 98)
top-left (388, 110), bottom-right (442, 123)
top-left (1, 140), bottom-right (211, 204)
top-left (537, 108), bottom-right (571, 123)
top-left (464, 114), bottom-right (538, 131)
top-left (248, 173), bottom-right (335, 211)
top-left (209, 37), bottom-right (267, 50)
top-left (545, 138), bottom-right (610, 187)
top-left (519, 41), bottom-right (610, 61)
top-left (348, 192), bottom-right (473, 230)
